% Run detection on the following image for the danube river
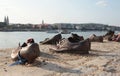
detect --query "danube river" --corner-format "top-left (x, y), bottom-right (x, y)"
top-left (0, 31), bottom-right (115, 48)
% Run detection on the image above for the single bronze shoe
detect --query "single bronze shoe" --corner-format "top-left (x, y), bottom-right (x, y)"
top-left (40, 34), bottom-right (62, 45)
top-left (50, 38), bottom-right (90, 54)
top-left (103, 30), bottom-right (115, 41)
top-left (68, 33), bottom-right (84, 43)
top-left (89, 34), bottom-right (103, 42)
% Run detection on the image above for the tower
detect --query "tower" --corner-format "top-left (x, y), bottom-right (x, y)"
top-left (42, 20), bottom-right (44, 25)
top-left (4, 16), bottom-right (7, 24)
top-left (6, 16), bottom-right (9, 25)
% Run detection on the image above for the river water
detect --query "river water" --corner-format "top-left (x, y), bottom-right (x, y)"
top-left (0, 31), bottom-right (116, 48)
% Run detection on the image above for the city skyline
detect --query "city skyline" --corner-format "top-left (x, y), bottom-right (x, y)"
top-left (0, 0), bottom-right (120, 26)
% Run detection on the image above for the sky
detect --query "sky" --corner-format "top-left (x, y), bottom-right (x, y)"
top-left (0, 0), bottom-right (120, 26)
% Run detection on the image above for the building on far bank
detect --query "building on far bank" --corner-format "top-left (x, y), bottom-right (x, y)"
top-left (4, 16), bottom-right (9, 25)
top-left (0, 16), bottom-right (9, 28)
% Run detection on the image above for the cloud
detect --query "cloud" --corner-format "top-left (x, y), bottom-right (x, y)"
top-left (96, 0), bottom-right (108, 7)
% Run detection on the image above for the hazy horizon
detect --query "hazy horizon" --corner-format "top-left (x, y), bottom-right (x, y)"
top-left (0, 0), bottom-right (120, 26)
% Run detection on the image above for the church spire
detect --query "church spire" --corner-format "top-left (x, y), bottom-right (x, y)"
top-left (6, 16), bottom-right (9, 25)
top-left (42, 20), bottom-right (44, 25)
top-left (4, 16), bottom-right (7, 24)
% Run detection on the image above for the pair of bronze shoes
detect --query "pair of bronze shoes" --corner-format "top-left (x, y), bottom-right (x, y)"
top-left (11, 38), bottom-right (40, 64)
top-left (40, 33), bottom-right (91, 54)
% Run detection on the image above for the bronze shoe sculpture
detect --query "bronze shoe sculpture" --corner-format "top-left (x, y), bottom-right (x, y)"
top-left (40, 34), bottom-right (62, 45)
top-left (11, 38), bottom-right (40, 65)
top-left (68, 33), bottom-right (84, 43)
top-left (50, 38), bottom-right (90, 54)
top-left (89, 34), bottom-right (103, 42)
top-left (103, 30), bottom-right (115, 41)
